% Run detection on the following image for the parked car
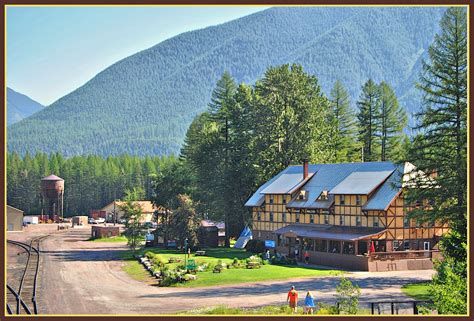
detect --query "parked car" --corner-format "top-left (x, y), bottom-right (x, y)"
top-left (95, 217), bottom-right (106, 224)
top-left (117, 218), bottom-right (127, 224)
top-left (88, 218), bottom-right (97, 224)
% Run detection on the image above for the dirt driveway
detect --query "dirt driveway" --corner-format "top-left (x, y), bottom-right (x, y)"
top-left (8, 227), bottom-right (434, 315)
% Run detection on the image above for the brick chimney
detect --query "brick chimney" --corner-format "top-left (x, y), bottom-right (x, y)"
top-left (303, 159), bottom-right (309, 179)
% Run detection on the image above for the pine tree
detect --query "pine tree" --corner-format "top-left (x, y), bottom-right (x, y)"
top-left (407, 7), bottom-right (467, 237)
top-left (253, 64), bottom-right (333, 181)
top-left (406, 7), bottom-right (467, 314)
top-left (356, 79), bottom-right (380, 161)
top-left (328, 80), bottom-right (360, 162)
top-left (377, 81), bottom-right (407, 161)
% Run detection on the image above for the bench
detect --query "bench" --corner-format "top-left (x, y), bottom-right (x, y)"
top-left (195, 250), bottom-right (206, 256)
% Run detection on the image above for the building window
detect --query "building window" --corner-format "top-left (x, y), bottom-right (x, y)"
top-left (269, 212), bottom-right (274, 222)
top-left (403, 217), bottom-right (410, 228)
top-left (324, 214), bottom-right (329, 225)
top-left (295, 213), bottom-right (300, 223)
top-left (329, 240), bottom-right (341, 253)
top-left (342, 241), bottom-right (355, 255)
top-left (310, 214), bottom-right (314, 224)
top-left (282, 213), bottom-right (286, 222)
top-left (393, 240), bottom-right (400, 251)
top-left (339, 215), bottom-right (345, 225)
top-left (298, 190), bottom-right (307, 200)
top-left (356, 195), bottom-right (361, 206)
top-left (356, 216), bottom-right (361, 227)
top-left (282, 197), bottom-right (286, 204)
top-left (269, 196), bottom-right (274, 204)
top-left (340, 195), bottom-right (345, 205)
top-left (318, 190), bottom-right (329, 201)
top-left (373, 219), bottom-right (379, 227)
top-left (403, 240), bottom-right (410, 250)
top-left (315, 239), bottom-right (327, 252)
top-left (303, 238), bottom-right (315, 251)
top-left (257, 212), bottom-right (261, 221)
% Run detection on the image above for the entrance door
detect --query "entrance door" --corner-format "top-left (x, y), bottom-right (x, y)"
top-left (423, 241), bottom-right (430, 251)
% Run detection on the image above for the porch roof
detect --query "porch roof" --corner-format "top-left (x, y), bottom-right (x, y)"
top-left (273, 224), bottom-right (386, 241)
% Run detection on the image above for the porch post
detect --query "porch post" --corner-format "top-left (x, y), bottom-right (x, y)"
top-left (355, 240), bottom-right (359, 255)
top-left (339, 241), bottom-right (342, 254)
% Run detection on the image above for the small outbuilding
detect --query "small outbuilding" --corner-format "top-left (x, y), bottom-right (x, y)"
top-left (91, 226), bottom-right (120, 239)
top-left (7, 205), bottom-right (24, 231)
top-left (198, 220), bottom-right (225, 247)
top-left (72, 216), bottom-right (89, 226)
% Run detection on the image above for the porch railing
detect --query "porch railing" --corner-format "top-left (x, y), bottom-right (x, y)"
top-left (369, 250), bottom-right (440, 261)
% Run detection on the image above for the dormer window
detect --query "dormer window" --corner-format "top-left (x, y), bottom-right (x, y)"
top-left (298, 190), bottom-right (307, 201)
top-left (318, 190), bottom-right (329, 201)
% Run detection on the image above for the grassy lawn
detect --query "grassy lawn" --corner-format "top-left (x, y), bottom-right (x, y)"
top-left (122, 260), bottom-right (152, 282)
top-left (401, 282), bottom-right (431, 301)
top-left (89, 235), bottom-right (129, 242)
top-left (121, 247), bottom-right (341, 287)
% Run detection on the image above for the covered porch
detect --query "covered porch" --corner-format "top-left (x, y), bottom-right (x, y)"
top-left (273, 224), bottom-right (386, 271)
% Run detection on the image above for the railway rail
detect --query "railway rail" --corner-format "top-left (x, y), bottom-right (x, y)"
top-left (6, 236), bottom-right (48, 315)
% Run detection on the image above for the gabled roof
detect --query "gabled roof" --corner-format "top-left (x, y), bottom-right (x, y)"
top-left (101, 201), bottom-right (161, 213)
top-left (260, 165), bottom-right (320, 194)
top-left (7, 205), bottom-right (24, 213)
top-left (362, 162), bottom-right (416, 211)
top-left (244, 165), bottom-right (321, 207)
top-left (41, 174), bottom-right (64, 181)
top-left (329, 171), bottom-right (394, 195)
top-left (284, 162), bottom-right (396, 209)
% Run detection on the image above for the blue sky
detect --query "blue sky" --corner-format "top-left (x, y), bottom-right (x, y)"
top-left (6, 6), bottom-right (269, 105)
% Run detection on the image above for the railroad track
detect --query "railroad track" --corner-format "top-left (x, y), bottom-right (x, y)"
top-left (6, 236), bottom-right (48, 315)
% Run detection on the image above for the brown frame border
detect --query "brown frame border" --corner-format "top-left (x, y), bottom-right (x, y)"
top-left (1, 1), bottom-right (471, 321)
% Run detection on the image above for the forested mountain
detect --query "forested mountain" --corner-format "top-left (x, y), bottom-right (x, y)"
top-left (7, 88), bottom-right (44, 126)
top-left (8, 7), bottom-right (444, 156)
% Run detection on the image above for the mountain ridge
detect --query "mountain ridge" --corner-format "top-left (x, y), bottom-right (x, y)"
top-left (7, 87), bottom-right (44, 126)
top-left (8, 7), bottom-right (445, 156)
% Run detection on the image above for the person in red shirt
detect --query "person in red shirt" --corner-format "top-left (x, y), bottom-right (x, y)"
top-left (287, 286), bottom-right (298, 313)
top-left (304, 251), bottom-right (310, 264)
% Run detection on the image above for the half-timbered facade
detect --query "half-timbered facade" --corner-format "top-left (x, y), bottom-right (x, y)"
top-left (245, 161), bottom-right (448, 271)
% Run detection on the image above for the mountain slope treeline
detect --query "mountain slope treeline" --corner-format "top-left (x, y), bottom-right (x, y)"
top-left (8, 7), bottom-right (444, 156)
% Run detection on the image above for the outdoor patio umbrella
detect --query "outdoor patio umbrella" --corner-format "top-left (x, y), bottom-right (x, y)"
top-left (369, 241), bottom-right (376, 253)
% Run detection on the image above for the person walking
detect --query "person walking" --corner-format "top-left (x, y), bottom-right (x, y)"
top-left (304, 251), bottom-right (310, 264)
top-left (303, 291), bottom-right (315, 314)
top-left (287, 286), bottom-right (298, 313)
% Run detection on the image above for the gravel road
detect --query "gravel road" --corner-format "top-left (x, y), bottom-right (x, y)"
top-left (7, 226), bottom-right (435, 315)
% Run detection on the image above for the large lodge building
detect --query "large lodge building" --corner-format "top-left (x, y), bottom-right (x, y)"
top-left (245, 160), bottom-right (447, 271)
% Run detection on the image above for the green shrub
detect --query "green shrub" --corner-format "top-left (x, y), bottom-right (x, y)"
top-left (144, 251), bottom-right (155, 259)
top-left (151, 255), bottom-right (166, 268)
top-left (335, 277), bottom-right (361, 314)
top-left (316, 302), bottom-right (339, 315)
top-left (245, 240), bottom-right (265, 253)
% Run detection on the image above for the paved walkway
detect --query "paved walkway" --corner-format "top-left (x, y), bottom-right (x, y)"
top-left (8, 227), bottom-right (434, 315)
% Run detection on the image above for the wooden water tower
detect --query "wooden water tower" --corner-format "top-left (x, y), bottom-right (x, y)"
top-left (41, 174), bottom-right (65, 221)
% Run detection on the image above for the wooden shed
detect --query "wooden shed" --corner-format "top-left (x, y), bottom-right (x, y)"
top-left (7, 205), bottom-right (24, 231)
